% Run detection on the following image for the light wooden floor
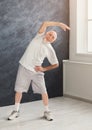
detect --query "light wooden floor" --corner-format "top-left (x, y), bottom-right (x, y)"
top-left (0, 96), bottom-right (92, 130)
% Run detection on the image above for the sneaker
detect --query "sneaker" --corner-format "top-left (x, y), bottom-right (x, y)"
top-left (8, 111), bottom-right (19, 120)
top-left (43, 111), bottom-right (53, 121)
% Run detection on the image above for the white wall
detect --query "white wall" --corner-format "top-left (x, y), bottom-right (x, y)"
top-left (63, 60), bottom-right (92, 101)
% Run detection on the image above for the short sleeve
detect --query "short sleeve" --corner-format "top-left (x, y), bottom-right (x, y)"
top-left (35, 32), bottom-right (45, 39)
top-left (46, 45), bottom-right (59, 65)
top-left (30, 32), bottom-right (45, 44)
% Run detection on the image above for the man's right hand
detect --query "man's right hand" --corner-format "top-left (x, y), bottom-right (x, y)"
top-left (60, 23), bottom-right (71, 31)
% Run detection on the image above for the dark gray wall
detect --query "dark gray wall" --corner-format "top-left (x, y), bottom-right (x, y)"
top-left (0, 0), bottom-right (69, 106)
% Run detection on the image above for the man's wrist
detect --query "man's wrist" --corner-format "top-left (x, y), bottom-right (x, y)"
top-left (43, 67), bottom-right (47, 72)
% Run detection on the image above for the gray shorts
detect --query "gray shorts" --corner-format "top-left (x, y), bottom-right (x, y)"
top-left (14, 64), bottom-right (47, 94)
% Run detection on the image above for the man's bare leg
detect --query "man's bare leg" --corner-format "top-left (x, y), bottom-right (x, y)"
top-left (8, 92), bottom-right (22, 120)
top-left (42, 93), bottom-right (53, 121)
top-left (42, 93), bottom-right (49, 111)
top-left (14, 92), bottom-right (22, 111)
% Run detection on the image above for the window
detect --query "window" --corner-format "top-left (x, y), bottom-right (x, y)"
top-left (88, 0), bottom-right (92, 52)
top-left (72, 0), bottom-right (92, 54)
top-left (69, 0), bottom-right (92, 62)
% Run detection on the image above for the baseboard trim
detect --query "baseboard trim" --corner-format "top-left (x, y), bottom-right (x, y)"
top-left (64, 94), bottom-right (92, 104)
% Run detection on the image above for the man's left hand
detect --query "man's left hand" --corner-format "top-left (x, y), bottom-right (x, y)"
top-left (34, 66), bottom-right (46, 72)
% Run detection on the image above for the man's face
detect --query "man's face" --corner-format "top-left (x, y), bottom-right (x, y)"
top-left (44, 31), bottom-right (57, 43)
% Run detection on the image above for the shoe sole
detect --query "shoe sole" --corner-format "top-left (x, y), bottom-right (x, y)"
top-left (43, 116), bottom-right (53, 121)
top-left (7, 115), bottom-right (19, 120)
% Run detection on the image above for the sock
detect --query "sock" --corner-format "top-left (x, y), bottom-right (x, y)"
top-left (45, 105), bottom-right (50, 112)
top-left (14, 103), bottom-right (20, 111)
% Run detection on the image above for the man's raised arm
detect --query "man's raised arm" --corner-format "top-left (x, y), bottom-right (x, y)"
top-left (38, 21), bottom-right (70, 34)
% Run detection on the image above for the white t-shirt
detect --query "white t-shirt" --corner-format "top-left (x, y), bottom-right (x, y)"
top-left (19, 33), bottom-right (59, 72)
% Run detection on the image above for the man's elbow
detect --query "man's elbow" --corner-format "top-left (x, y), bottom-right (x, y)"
top-left (55, 63), bottom-right (59, 68)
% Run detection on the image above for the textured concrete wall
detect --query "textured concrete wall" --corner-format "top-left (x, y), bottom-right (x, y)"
top-left (0, 0), bottom-right (69, 106)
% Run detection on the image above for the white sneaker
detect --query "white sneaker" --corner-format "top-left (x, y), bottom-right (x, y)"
top-left (8, 111), bottom-right (19, 120)
top-left (43, 111), bottom-right (53, 121)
